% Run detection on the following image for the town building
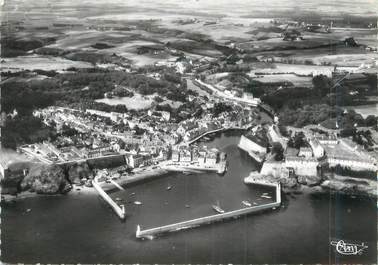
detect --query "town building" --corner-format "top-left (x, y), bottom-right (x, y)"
top-left (285, 156), bottom-right (319, 177)
top-left (309, 138), bottom-right (325, 158)
top-left (298, 147), bottom-right (313, 158)
top-left (268, 125), bottom-right (288, 150)
top-left (171, 150), bottom-right (180, 162)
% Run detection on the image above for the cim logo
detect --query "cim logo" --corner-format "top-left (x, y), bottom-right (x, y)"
top-left (330, 239), bottom-right (368, 255)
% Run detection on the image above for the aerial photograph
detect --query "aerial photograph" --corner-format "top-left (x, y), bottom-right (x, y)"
top-left (0, 0), bottom-right (377, 263)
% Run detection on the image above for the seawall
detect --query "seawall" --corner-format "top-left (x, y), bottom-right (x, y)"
top-left (136, 183), bottom-right (281, 239)
top-left (238, 135), bottom-right (267, 154)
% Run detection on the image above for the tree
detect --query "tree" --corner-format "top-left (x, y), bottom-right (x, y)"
top-left (340, 127), bottom-right (356, 137)
top-left (244, 81), bottom-right (265, 97)
top-left (293, 132), bottom-right (306, 149)
top-left (365, 115), bottom-right (377, 127)
top-left (271, 142), bottom-right (284, 161)
top-left (312, 74), bottom-right (332, 97)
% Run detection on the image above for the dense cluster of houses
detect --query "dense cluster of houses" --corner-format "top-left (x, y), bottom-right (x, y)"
top-left (27, 97), bottom-right (254, 166)
top-left (171, 145), bottom-right (219, 166)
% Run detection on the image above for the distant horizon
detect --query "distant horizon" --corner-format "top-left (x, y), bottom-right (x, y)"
top-left (2, 0), bottom-right (377, 18)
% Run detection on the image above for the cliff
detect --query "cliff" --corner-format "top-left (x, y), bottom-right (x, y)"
top-left (66, 162), bottom-right (94, 184)
top-left (321, 175), bottom-right (377, 197)
top-left (245, 169), bottom-right (377, 198)
top-left (21, 164), bottom-right (70, 194)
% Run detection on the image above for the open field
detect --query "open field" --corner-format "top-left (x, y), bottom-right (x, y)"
top-left (96, 93), bottom-right (155, 110)
top-left (248, 63), bottom-right (335, 76)
top-left (253, 74), bottom-right (313, 87)
top-left (346, 104), bottom-right (378, 118)
top-left (0, 55), bottom-right (93, 72)
top-left (95, 93), bottom-right (182, 110)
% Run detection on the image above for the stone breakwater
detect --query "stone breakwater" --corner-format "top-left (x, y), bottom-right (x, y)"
top-left (245, 170), bottom-right (377, 198)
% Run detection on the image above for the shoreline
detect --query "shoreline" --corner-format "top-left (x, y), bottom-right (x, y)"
top-left (1, 167), bottom-right (170, 202)
top-left (99, 167), bottom-right (169, 192)
top-left (1, 185), bottom-right (97, 203)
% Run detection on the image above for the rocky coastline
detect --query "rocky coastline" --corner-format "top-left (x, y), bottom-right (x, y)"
top-left (1, 163), bottom-right (170, 202)
top-left (245, 171), bottom-right (377, 198)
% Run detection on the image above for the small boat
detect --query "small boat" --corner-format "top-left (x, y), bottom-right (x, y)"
top-left (115, 197), bottom-right (122, 202)
top-left (262, 193), bottom-right (269, 195)
top-left (26, 208), bottom-right (32, 213)
top-left (183, 171), bottom-right (192, 175)
top-left (134, 201), bottom-right (142, 205)
top-left (261, 195), bottom-right (272, 199)
top-left (130, 192), bottom-right (136, 196)
top-left (253, 202), bottom-right (258, 205)
top-left (242, 200), bottom-right (252, 207)
top-left (185, 204), bottom-right (190, 208)
top-left (166, 184), bottom-right (172, 191)
top-left (212, 205), bottom-right (225, 214)
top-left (212, 201), bottom-right (225, 214)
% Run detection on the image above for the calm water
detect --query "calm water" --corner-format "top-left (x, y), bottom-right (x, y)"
top-left (1, 133), bottom-right (377, 263)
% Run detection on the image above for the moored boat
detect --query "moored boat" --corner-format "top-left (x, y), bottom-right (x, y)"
top-left (212, 202), bottom-right (225, 214)
top-left (242, 200), bottom-right (252, 207)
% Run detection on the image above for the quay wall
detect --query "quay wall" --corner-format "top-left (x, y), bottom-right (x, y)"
top-left (187, 128), bottom-right (225, 145)
top-left (238, 135), bottom-right (267, 154)
top-left (100, 168), bottom-right (169, 191)
top-left (187, 127), bottom-right (248, 145)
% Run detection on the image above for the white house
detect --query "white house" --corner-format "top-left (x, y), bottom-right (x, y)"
top-left (309, 138), bottom-right (325, 158)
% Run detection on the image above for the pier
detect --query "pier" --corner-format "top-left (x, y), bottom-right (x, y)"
top-left (109, 179), bottom-right (125, 191)
top-left (92, 180), bottom-right (126, 220)
top-left (136, 183), bottom-right (281, 239)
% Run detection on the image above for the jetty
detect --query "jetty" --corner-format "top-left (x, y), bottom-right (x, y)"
top-left (92, 180), bottom-right (126, 220)
top-left (136, 182), bottom-right (281, 239)
top-left (109, 178), bottom-right (125, 191)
